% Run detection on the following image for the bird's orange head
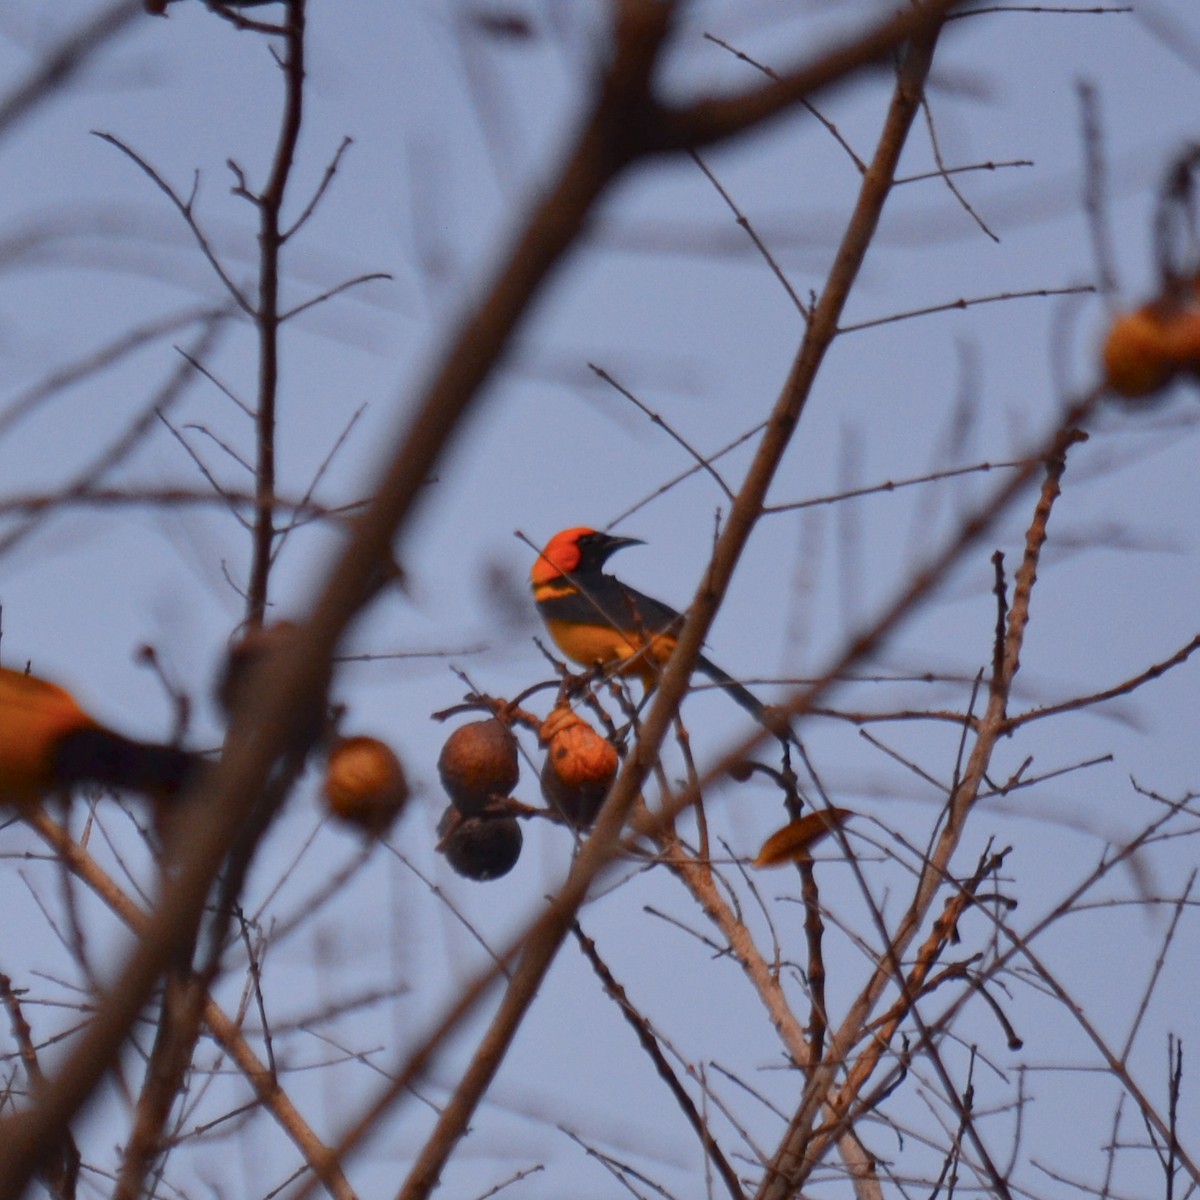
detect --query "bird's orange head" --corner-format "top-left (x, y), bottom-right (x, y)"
top-left (530, 527), bottom-right (642, 586)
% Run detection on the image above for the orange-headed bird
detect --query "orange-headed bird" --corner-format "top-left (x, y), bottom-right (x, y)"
top-left (531, 527), bottom-right (778, 727)
top-left (0, 667), bottom-right (201, 808)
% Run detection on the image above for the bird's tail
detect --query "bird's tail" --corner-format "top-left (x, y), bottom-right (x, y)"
top-left (51, 727), bottom-right (204, 799)
top-left (695, 654), bottom-right (793, 742)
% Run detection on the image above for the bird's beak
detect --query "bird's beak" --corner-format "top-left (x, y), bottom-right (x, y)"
top-left (600, 533), bottom-right (643, 554)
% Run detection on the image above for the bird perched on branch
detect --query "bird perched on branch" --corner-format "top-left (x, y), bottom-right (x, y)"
top-left (0, 667), bottom-right (202, 808)
top-left (531, 526), bottom-right (783, 732)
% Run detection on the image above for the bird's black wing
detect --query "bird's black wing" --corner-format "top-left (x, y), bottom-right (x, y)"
top-left (618, 584), bottom-right (775, 728)
top-left (607, 580), bottom-right (686, 636)
top-left (536, 574), bottom-right (684, 635)
top-left (549, 572), bottom-right (785, 736)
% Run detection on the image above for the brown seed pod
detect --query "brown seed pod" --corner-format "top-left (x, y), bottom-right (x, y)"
top-left (539, 707), bottom-right (619, 829)
top-left (437, 718), bottom-right (519, 814)
top-left (1159, 306), bottom-right (1200, 374)
top-left (323, 735), bottom-right (409, 837)
top-left (437, 805), bottom-right (523, 881)
top-left (1103, 305), bottom-right (1177, 398)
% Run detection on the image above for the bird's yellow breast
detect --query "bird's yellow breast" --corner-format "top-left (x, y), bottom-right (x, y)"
top-left (543, 618), bottom-right (676, 685)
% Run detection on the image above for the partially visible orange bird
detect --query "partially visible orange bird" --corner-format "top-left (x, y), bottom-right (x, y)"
top-left (0, 667), bottom-right (201, 808)
top-left (531, 526), bottom-right (776, 726)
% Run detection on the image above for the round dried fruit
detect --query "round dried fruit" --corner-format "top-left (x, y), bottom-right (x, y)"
top-left (438, 808), bottom-right (523, 880)
top-left (323, 735), bottom-right (409, 837)
top-left (437, 718), bottom-right (519, 814)
top-left (1103, 305), bottom-right (1176, 398)
top-left (538, 707), bottom-right (618, 829)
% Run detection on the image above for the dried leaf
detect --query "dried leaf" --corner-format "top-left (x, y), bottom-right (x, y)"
top-left (753, 808), bottom-right (853, 868)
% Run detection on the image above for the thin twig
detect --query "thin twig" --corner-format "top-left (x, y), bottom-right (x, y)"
top-left (838, 285), bottom-right (1093, 334)
top-left (283, 134), bottom-right (353, 241)
top-left (1077, 82), bottom-right (1119, 302)
top-left (93, 132), bottom-right (253, 313)
top-left (246, 0), bottom-right (308, 628)
top-left (572, 924), bottom-right (747, 1200)
top-left (701, 33), bottom-right (865, 172)
top-left (690, 150), bottom-right (807, 315)
top-left (918, 90), bottom-right (999, 242)
top-left (1008, 632), bottom-right (1200, 728)
top-left (589, 363), bottom-right (735, 501)
top-left (766, 455), bottom-right (1033, 514)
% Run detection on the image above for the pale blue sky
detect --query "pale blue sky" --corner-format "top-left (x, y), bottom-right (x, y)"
top-left (1, 3), bottom-right (1198, 1197)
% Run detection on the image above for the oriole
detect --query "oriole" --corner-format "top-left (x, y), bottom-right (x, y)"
top-left (531, 526), bottom-right (778, 728)
top-left (0, 667), bottom-right (201, 807)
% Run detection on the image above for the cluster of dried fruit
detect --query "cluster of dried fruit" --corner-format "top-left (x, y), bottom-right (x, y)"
top-left (436, 718), bottom-right (524, 880)
top-left (215, 625), bottom-right (640, 861)
top-left (433, 707), bottom-right (620, 881)
top-left (220, 625), bottom-right (850, 873)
